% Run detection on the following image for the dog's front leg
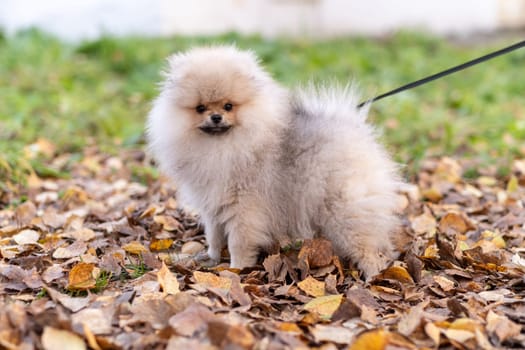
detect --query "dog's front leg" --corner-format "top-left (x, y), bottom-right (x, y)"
top-left (225, 210), bottom-right (271, 269)
top-left (195, 216), bottom-right (226, 265)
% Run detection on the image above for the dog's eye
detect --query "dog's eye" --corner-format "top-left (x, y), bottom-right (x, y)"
top-left (224, 103), bottom-right (233, 112)
top-left (196, 105), bottom-right (206, 113)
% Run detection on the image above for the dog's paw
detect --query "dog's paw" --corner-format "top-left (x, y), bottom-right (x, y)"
top-left (358, 254), bottom-right (390, 281)
top-left (194, 251), bottom-right (220, 267)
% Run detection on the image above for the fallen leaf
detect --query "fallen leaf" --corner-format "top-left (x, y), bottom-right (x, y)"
top-left (411, 208), bottom-right (437, 236)
top-left (153, 215), bottom-right (181, 231)
top-left (193, 271), bottom-right (232, 291)
top-left (297, 276), bottom-right (326, 297)
top-left (157, 262), bottom-right (180, 295)
top-left (397, 300), bottom-right (427, 336)
top-left (310, 324), bottom-right (355, 344)
top-left (12, 229), bottom-right (40, 245)
top-left (298, 238), bottom-right (334, 268)
top-left (46, 287), bottom-right (91, 312)
top-left (122, 241), bottom-right (148, 255)
top-left (433, 275), bottom-right (456, 292)
top-left (424, 322), bottom-right (441, 346)
top-left (208, 321), bottom-right (255, 349)
top-left (72, 308), bottom-right (112, 335)
top-left (68, 263), bottom-right (99, 291)
top-left (486, 310), bottom-right (521, 343)
top-left (41, 327), bottom-right (86, 350)
top-left (439, 212), bottom-right (469, 235)
top-left (349, 329), bottom-right (416, 350)
top-left (149, 239), bottom-right (173, 251)
top-left (303, 294), bottom-right (343, 319)
top-left (53, 240), bottom-right (87, 259)
top-left (378, 266), bottom-right (414, 284)
top-left (42, 264), bottom-right (65, 283)
top-left (180, 241), bottom-right (205, 255)
top-left (169, 303), bottom-right (215, 337)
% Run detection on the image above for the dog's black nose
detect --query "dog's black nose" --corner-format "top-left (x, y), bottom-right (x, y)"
top-left (210, 114), bottom-right (222, 124)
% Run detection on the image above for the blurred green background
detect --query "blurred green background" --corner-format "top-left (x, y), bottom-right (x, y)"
top-left (1, 29), bottom-right (524, 185)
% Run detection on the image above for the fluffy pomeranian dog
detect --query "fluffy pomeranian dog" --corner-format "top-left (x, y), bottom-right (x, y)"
top-left (147, 46), bottom-right (402, 279)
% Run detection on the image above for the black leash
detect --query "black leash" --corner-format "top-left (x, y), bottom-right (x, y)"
top-left (357, 39), bottom-right (525, 108)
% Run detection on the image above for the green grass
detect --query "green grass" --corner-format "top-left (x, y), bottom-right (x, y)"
top-left (1, 29), bottom-right (524, 184)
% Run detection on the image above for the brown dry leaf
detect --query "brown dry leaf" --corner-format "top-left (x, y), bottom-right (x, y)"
top-left (42, 264), bottom-right (64, 283)
top-left (303, 294), bottom-right (343, 319)
top-left (378, 266), bottom-right (414, 284)
top-left (208, 321), bottom-right (255, 349)
top-left (41, 327), bottom-right (86, 350)
top-left (435, 157), bottom-right (462, 183)
top-left (72, 308), bottom-right (113, 335)
top-left (46, 287), bottom-right (91, 312)
top-left (297, 276), bottom-right (326, 297)
top-left (122, 240), bottom-right (148, 255)
top-left (150, 238), bottom-right (174, 251)
top-left (349, 329), bottom-right (417, 350)
top-left (397, 300), bottom-right (428, 336)
top-left (439, 212), bottom-right (469, 235)
top-left (193, 271), bottom-right (232, 291)
top-left (53, 240), bottom-right (88, 259)
top-left (68, 262), bottom-right (99, 291)
top-left (298, 238), bottom-right (334, 268)
top-left (14, 200), bottom-right (37, 226)
top-left (433, 275), bottom-right (456, 292)
top-left (169, 303), bottom-right (216, 337)
top-left (411, 208), bottom-right (437, 236)
top-left (486, 310), bottom-right (521, 343)
top-left (157, 261), bottom-right (180, 295)
top-left (62, 228), bottom-right (96, 242)
top-left (263, 254), bottom-right (287, 282)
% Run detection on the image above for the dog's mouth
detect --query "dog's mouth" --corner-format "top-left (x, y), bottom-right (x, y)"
top-left (198, 125), bottom-right (232, 135)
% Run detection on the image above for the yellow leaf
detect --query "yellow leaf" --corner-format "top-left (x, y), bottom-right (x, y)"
top-left (123, 241), bottom-right (148, 255)
top-left (68, 263), bottom-right (98, 291)
top-left (157, 261), bottom-right (180, 295)
top-left (303, 294), bottom-right (343, 319)
top-left (193, 271), bottom-right (232, 291)
top-left (276, 322), bottom-right (302, 334)
top-left (379, 266), bottom-right (414, 284)
top-left (149, 239), bottom-right (173, 251)
top-left (139, 205), bottom-right (157, 219)
top-left (421, 187), bottom-right (443, 202)
top-left (349, 329), bottom-right (417, 350)
top-left (491, 235), bottom-right (506, 249)
top-left (297, 276), bottom-right (326, 297)
top-left (507, 175), bottom-right (519, 194)
top-left (478, 176), bottom-right (497, 186)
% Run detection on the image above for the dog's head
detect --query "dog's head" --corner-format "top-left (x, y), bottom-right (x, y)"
top-left (162, 46), bottom-right (273, 136)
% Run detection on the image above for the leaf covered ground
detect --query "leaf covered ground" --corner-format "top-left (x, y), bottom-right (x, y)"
top-left (1, 30), bottom-right (525, 349)
top-left (1, 145), bottom-right (524, 349)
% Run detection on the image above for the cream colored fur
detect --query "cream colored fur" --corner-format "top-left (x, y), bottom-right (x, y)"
top-left (147, 46), bottom-right (403, 278)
